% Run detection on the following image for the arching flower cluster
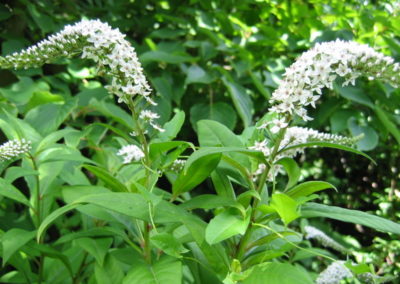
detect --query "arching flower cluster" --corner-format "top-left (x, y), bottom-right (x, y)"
top-left (250, 127), bottom-right (359, 181)
top-left (316, 261), bottom-right (353, 284)
top-left (266, 39), bottom-right (400, 133)
top-left (304, 225), bottom-right (347, 253)
top-left (0, 139), bottom-right (32, 162)
top-left (251, 126), bottom-right (358, 160)
top-left (278, 126), bottom-right (360, 158)
top-left (0, 19), bottom-right (163, 131)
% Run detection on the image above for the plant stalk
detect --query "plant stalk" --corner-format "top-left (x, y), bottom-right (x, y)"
top-left (234, 123), bottom-right (289, 261)
top-left (127, 99), bottom-right (153, 264)
top-left (28, 154), bottom-right (46, 284)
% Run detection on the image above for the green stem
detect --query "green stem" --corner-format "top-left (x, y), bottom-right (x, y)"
top-left (234, 123), bottom-right (289, 261)
top-left (73, 252), bottom-right (89, 284)
top-left (28, 153), bottom-right (46, 284)
top-left (37, 254), bottom-right (45, 284)
top-left (127, 98), bottom-right (153, 264)
top-left (29, 153), bottom-right (41, 226)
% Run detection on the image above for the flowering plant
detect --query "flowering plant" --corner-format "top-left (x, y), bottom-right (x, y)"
top-left (0, 19), bottom-right (399, 284)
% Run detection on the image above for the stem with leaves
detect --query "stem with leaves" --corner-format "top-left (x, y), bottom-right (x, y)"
top-left (27, 153), bottom-right (45, 284)
top-left (234, 122), bottom-right (289, 262)
top-left (127, 98), bottom-right (153, 264)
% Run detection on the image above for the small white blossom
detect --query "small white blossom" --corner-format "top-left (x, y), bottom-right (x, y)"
top-left (316, 261), bottom-right (353, 284)
top-left (0, 139), bottom-right (32, 161)
top-left (117, 144), bottom-right (144, 164)
top-left (270, 118), bottom-right (288, 133)
top-left (139, 110), bottom-right (165, 132)
top-left (139, 110), bottom-right (160, 120)
top-left (249, 140), bottom-right (270, 156)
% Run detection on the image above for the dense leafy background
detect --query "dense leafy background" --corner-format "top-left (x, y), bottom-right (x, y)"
top-left (0, 0), bottom-right (399, 282)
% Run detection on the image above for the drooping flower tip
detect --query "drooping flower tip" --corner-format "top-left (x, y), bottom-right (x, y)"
top-left (0, 139), bottom-right (32, 162)
top-left (117, 144), bottom-right (145, 164)
top-left (251, 126), bottom-right (357, 161)
top-left (269, 40), bottom-right (399, 121)
top-left (0, 19), bottom-right (152, 105)
top-left (0, 19), bottom-right (163, 131)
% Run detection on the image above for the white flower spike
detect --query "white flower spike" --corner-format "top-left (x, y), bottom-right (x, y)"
top-left (0, 139), bottom-right (32, 162)
top-left (0, 19), bottom-right (163, 131)
top-left (269, 40), bottom-right (400, 121)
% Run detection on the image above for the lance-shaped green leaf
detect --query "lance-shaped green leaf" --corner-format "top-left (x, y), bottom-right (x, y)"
top-left (242, 262), bottom-right (314, 284)
top-left (286, 181), bottom-right (336, 199)
top-left (75, 237), bottom-right (113, 266)
top-left (198, 119), bottom-right (251, 168)
top-left (155, 110), bottom-right (185, 142)
top-left (302, 203), bottom-right (400, 234)
top-left (38, 193), bottom-right (151, 241)
top-left (184, 147), bottom-right (265, 171)
top-left (180, 194), bottom-right (246, 216)
top-left (279, 141), bottom-right (375, 164)
top-left (82, 165), bottom-right (129, 192)
top-left (123, 255), bottom-right (182, 284)
top-left (269, 193), bottom-right (300, 225)
top-left (374, 105), bottom-right (400, 145)
top-left (276, 157), bottom-right (301, 190)
top-left (172, 152), bottom-right (221, 197)
top-left (2, 229), bottom-right (36, 266)
top-left (35, 128), bottom-right (78, 154)
top-left (0, 178), bottom-right (31, 208)
top-left (222, 79), bottom-right (253, 127)
top-left (150, 233), bottom-right (188, 258)
top-left (205, 208), bottom-right (250, 245)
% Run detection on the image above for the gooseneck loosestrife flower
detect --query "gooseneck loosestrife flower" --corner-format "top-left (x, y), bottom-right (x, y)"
top-left (268, 40), bottom-right (399, 123)
top-left (251, 40), bottom-right (400, 179)
top-left (0, 139), bottom-right (32, 162)
top-left (0, 19), bottom-right (163, 132)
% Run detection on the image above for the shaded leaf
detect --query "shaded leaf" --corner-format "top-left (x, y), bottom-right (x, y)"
top-left (2, 229), bottom-right (36, 265)
top-left (205, 208), bottom-right (250, 244)
top-left (302, 203), bottom-right (400, 234)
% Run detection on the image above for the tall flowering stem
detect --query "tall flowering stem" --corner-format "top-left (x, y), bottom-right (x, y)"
top-left (235, 125), bottom-right (288, 261)
top-left (0, 19), bottom-right (162, 263)
top-left (239, 41), bottom-right (400, 264)
top-left (126, 98), bottom-right (153, 263)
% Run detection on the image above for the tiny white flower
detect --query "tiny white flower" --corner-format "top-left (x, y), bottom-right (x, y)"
top-left (117, 144), bottom-right (144, 164)
top-left (249, 140), bottom-right (270, 156)
top-left (139, 110), bottom-right (160, 120)
top-left (270, 118), bottom-right (288, 133)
